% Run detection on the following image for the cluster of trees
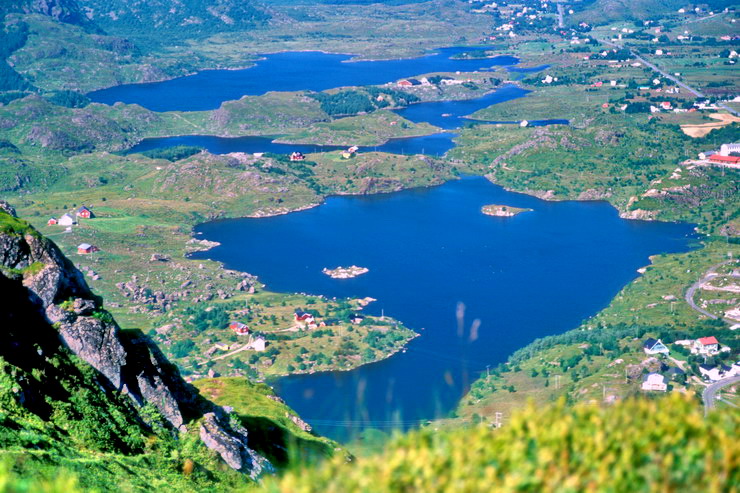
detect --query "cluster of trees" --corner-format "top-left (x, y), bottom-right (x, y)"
top-left (310, 87), bottom-right (420, 116)
top-left (363, 329), bottom-right (406, 352)
top-left (43, 90), bottom-right (91, 108)
top-left (310, 90), bottom-right (375, 116)
top-left (141, 145), bottom-right (203, 162)
top-left (183, 302), bottom-right (241, 334)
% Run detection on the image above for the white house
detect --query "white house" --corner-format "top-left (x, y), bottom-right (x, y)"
top-left (641, 373), bottom-right (667, 392)
top-left (719, 143), bottom-right (740, 156)
top-left (58, 213), bottom-right (75, 226)
top-left (692, 336), bottom-right (720, 355)
top-left (643, 338), bottom-right (669, 355)
top-left (251, 336), bottom-right (266, 352)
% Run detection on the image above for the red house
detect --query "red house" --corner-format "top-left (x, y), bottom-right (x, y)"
top-left (294, 311), bottom-right (314, 323)
top-left (47, 217), bottom-right (58, 225)
top-left (397, 80), bottom-right (413, 87)
top-left (77, 243), bottom-right (99, 254)
top-left (709, 154), bottom-right (740, 165)
top-left (76, 206), bottom-right (93, 219)
top-left (289, 152), bottom-right (305, 162)
top-left (229, 322), bottom-right (250, 335)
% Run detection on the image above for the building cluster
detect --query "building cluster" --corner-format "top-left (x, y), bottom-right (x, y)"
top-left (47, 206), bottom-right (101, 255)
top-left (226, 321), bottom-right (266, 351)
top-left (640, 335), bottom-right (737, 391)
top-left (698, 143), bottom-right (740, 167)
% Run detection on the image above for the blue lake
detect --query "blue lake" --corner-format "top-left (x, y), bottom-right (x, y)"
top-left (89, 47), bottom-right (519, 111)
top-left (191, 176), bottom-right (698, 441)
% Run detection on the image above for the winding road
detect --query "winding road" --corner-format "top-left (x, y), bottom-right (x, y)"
top-left (596, 38), bottom-right (739, 117)
top-left (684, 260), bottom-right (738, 321)
top-left (702, 375), bottom-right (740, 415)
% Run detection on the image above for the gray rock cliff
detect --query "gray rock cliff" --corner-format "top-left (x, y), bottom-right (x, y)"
top-left (0, 206), bottom-right (269, 475)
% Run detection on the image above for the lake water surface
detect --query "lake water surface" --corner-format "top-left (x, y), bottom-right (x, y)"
top-left (89, 47), bottom-right (519, 111)
top-left (192, 177), bottom-right (697, 441)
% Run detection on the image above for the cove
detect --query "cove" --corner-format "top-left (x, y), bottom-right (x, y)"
top-left (190, 176), bottom-right (698, 442)
top-left (88, 47), bottom-right (519, 111)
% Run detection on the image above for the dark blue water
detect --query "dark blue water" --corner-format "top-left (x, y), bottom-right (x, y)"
top-left (89, 47), bottom-right (519, 111)
top-left (191, 177), bottom-right (697, 441)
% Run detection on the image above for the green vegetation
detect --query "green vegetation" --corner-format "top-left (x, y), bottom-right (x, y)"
top-left (266, 394), bottom-right (737, 492)
top-left (141, 145), bottom-right (204, 162)
top-left (193, 378), bottom-right (343, 468)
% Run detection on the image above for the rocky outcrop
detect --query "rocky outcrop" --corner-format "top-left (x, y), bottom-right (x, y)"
top-left (0, 207), bottom-right (269, 475)
top-left (200, 412), bottom-right (271, 478)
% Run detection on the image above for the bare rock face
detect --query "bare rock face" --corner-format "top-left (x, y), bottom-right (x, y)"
top-left (0, 200), bottom-right (16, 217)
top-left (58, 315), bottom-right (128, 390)
top-left (200, 412), bottom-right (271, 478)
top-left (0, 207), bottom-right (270, 476)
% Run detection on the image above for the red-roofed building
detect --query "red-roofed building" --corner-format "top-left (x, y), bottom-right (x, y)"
top-left (76, 206), bottom-right (93, 219)
top-left (708, 154), bottom-right (740, 166)
top-left (397, 80), bottom-right (413, 87)
top-left (229, 322), bottom-right (250, 335)
top-left (693, 336), bottom-right (719, 355)
top-left (47, 217), bottom-right (58, 226)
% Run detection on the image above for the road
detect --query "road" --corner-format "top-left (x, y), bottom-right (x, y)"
top-left (684, 260), bottom-right (738, 321)
top-left (597, 38), bottom-right (739, 116)
top-left (702, 375), bottom-right (740, 415)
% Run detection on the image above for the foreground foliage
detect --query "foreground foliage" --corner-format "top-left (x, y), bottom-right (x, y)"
top-left (266, 394), bottom-right (738, 493)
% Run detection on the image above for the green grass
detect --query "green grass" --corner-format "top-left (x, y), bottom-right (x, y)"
top-left (262, 394), bottom-right (738, 493)
top-left (193, 378), bottom-right (342, 467)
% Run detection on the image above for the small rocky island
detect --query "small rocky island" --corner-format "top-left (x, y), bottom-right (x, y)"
top-left (323, 265), bottom-right (369, 279)
top-left (481, 204), bottom-right (532, 217)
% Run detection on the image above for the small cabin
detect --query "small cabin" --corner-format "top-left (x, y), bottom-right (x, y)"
top-left (47, 217), bottom-right (58, 226)
top-left (77, 243), bottom-right (99, 254)
top-left (350, 314), bottom-right (365, 324)
top-left (289, 152), bottom-right (306, 162)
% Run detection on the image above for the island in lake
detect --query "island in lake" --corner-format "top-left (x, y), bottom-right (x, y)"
top-left (323, 265), bottom-right (370, 279)
top-left (481, 204), bottom-right (532, 217)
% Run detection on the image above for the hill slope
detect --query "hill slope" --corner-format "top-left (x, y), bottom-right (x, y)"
top-left (0, 202), bottom-right (334, 490)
